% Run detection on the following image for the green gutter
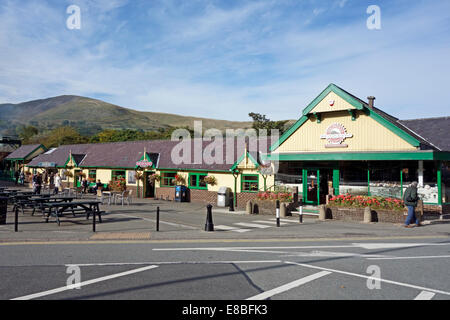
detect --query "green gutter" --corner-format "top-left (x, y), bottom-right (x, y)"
top-left (266, 151), bottom-right (450, 161)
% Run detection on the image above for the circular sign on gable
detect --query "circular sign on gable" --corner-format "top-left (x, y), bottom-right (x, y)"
top-left (320, 123), bottom-right (353, 148)
top-left (136, 160), bottom-right (153, 168)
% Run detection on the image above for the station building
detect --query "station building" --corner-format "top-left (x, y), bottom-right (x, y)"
top-left (4, 84), bottom-right (450, 214)
top-left (267, 84), bottom-right (450, 214)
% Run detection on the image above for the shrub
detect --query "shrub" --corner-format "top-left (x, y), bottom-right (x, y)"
top-left (257, 191), bottom-right (293, 203)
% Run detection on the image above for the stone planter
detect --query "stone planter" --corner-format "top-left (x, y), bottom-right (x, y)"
top-left (325, 206), bottom-right (409, 224)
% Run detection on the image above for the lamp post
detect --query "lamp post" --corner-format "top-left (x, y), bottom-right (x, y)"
top-left (232, 169), bottom-right (240, 208)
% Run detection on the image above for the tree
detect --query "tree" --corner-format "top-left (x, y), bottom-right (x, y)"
top-left (16, 125), bottom-right (39, 144)
top-left (248, 113), bottom-right (288, 133)
top-left (43, 126), bottom-right (88, 148)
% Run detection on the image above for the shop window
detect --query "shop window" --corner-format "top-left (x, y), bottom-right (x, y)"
top-left (161, 172), bottom-right (177, 187)
top-left (189, 173), bottom-right (208, 189)
top-left (242, 174), bottom-right (259, 193)
top-left (275, 162), bottom-right (303, 193)
top-left (368, 162), bottom-right (401, 199)
top-left (128, 171), bottom-right (136, 184)
top-left (418, 161), bottom-right (439, 204)
top-left (112, 170), bottom-right (126, 182)
top-left (340, 162), bottom-right (369, 196)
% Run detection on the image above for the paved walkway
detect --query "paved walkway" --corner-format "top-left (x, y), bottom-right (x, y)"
top-left (1, 183), bottom-right (449, 243)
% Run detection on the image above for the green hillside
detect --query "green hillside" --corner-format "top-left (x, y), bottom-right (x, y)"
top-left (0, 95), bottom-right (256, 136)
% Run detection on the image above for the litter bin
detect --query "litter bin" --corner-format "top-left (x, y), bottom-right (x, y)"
top-left (217, 187), bottom-right (231, 207)
top-left (175, 185), bottom-right (188, 202)
top-left (0, 197), bottom-right (7, 225)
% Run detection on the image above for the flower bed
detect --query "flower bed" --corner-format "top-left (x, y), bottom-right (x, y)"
top-left (256, 191), bottom-right (293, 203)
top-left (329, 194), bottom-right (405, 211)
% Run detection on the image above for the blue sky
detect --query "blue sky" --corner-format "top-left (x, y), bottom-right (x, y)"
top-left (1, 0), bottom-right (449, 121)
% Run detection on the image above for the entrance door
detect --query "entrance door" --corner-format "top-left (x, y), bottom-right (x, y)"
top-left (74, 170), bottom-right (82, 187)
top-left (143, 171), bottom-right (155, 198)
top-left (302, 169), bottom-right (332, 205)
top-left (303, 169), bottom-right (319, 205)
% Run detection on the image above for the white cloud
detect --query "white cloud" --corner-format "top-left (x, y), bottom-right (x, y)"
top-left (0, 0), bottom-right (449, 123)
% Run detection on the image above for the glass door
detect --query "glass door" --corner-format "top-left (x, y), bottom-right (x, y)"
top-left (303, 169), bottom-right (320, 205)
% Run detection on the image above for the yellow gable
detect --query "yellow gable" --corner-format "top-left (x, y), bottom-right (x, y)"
top-left (309, 91), bottom-right (357, 113)
top-left (236, 153), bottom-right (257, 169)
top-left (276, 110), bottom-right (418, 153)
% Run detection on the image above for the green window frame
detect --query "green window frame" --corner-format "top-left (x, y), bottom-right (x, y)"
top-left (241, 174), bottom-right (259, 193)
top-left (189, 173), bottom-right (208, 190)
top-left (161, 171), bottom-right (177, 187)
top-left (112, 170), bottom-right (126, 182)
top-left (88, 169), bottom-right (97, 183)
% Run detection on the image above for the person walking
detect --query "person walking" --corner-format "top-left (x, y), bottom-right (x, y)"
top-left (35, 173), bottom-right (43, 195)
top-left (19, 171), bottom-right (25, 185)
top-left (82, 178), bottom-right (88, 194)
top-left (54, 173), bottom-right (61, 195)
top-left (14, 170), bottom-right (19, 185)
top-left (403, 181), bottom-right (421, 228)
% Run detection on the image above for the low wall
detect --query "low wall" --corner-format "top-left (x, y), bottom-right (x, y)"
top-left (325, 206), bottom-right (408, 224)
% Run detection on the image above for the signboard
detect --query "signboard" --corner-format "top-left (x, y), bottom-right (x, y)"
top-left (136, 160), bottom-right (153, 168)
top-left (320, 123), bottom-right (353, 148)
top-left (38, 162), bottom-right (56, 168)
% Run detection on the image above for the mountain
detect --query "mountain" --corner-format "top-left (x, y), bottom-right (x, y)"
top-left (0, 95), bottom-right (255, 136)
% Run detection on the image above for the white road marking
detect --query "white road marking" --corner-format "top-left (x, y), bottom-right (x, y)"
top-left (352, 243), bottom-right (450, 250)
top-left (285, 261), bottom-right (450, 297)
top-left (11, 265), bottom-right (158, 300)
top-left (153, 245), bottom-right (358, 251)
top-left (234, 222), bottom-right (271, 229)
top-left (367, 255), bottom-right (450, 260)
top-left (253, 220), bottom-right (289, 226)
top-left (246, 271), bottom-right (332, 300)
top-left (268, 218), bottom-right (297, 223)
top-left (414, 291), bottom-right (436, 300)
top-left (117, 214), bottom-right (196, 230)
top-left (214, 225), bottom-right (250, 233)
top-left (66, 260), bottom-right (282, 267)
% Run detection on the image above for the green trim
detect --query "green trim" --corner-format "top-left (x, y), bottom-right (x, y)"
top-left (366, 108), bottom-right (420, 147)
top-left (367, 169), bottom-right (371, 196)
top-left (270, 83), bottom-right (421, 152)
top-left (230, 151), bottom-right (260, 171)
top-left (400, 170), bottom-right (403, 198)
top-left (267, 151), bottom-right (450, 161)
top-left (313, 113), bottom-right (321, 124)
top-left (160, 171), bottom-right (177, 187)
top-left (437, 161), bottom-right (442, 205)
top-left (241, 173), bottom-right (259, 193)
top-left (333, 169), bottom-right (340, 196)
top-left (348, 109), bottom-right (356, 121)
top-left (188, 172), bottom-right (208, 190)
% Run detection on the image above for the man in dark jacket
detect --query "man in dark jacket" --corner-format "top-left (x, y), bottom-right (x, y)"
top-left (403, 181), bottom-right (421, 228)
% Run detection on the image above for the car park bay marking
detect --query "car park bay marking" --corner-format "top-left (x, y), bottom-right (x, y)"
top-left (246, 271), bottom-right (332, 300)
top-left (11, 265), bottom-right (158, 300)
top-left (367, 255), bottom-right (450, 260)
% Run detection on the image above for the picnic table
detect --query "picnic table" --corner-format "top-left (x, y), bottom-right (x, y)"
top-left (27, 196), bottom-right (75, 216)
top-left (41, 200), bottom-right (103, 226)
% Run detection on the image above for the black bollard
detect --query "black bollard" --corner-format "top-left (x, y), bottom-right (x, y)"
top-left (92, 209), bottom-right (96, 232)
top-left (14, 206), bottom-right (19, 232)
top-left (229, 197), bottom-right (234, 212)
top-left (276, 200), bottom-right (280, 227)
top-left (156, 206), bottom-right (160, 232)
top-left (205, 204), bottom-right (214, 232)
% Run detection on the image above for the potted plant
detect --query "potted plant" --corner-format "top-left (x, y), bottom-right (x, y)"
top-left (203, 175), bottom-right (217, 186)
top-left (149, 173), bottom-right (161, 183)
top-left (174, 174), bottom-right (186, 186)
